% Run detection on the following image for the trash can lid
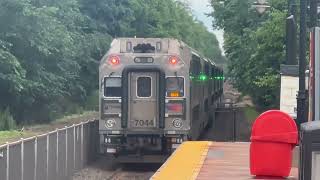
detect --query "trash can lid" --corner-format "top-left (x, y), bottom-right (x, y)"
top-left (251, 110), bottom-right (298, 144)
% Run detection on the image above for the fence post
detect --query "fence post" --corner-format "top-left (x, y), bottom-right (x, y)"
top-left (56, 129), bottom-right (59, 177)
top-left (65, 126), bottom-right (68, 177)
top-left (233, 108), bottom-right (237, 142)
top-left (34, 137), bottom-right (37, 180)
top-left (21, 139), bottom-right (24, 180)
top-left (46, 134), bottom-right (49, 180)
top-left (73, 125), bottom-right (76, 172)
top-left (95, 120), bottom-right (99, 159)
top-left (6, 143), bottom-right (9, 180)
top-left (80, 123), bottom-right (84, 169)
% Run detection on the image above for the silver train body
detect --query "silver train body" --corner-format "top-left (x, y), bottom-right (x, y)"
top-left (99, 38), bottom-right (223, 162)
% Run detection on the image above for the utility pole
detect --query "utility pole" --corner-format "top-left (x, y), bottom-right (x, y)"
top-left (297, 0), bottom-right (308, 127)
top-left (310, 0), bottom-right (318, 27)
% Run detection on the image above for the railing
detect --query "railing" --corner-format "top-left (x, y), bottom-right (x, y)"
top-left (0, 120), bottom-right (99, 180)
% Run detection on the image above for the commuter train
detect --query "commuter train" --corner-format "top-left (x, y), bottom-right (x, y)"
top-left (99, 38), bottom-right (223, 162)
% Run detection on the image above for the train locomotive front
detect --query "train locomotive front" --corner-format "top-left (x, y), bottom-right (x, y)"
top-left (99, 38), bottom-right (223, 162)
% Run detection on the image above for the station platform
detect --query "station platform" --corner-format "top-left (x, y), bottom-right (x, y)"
top-left (151, 142), bottom-right (298, 180)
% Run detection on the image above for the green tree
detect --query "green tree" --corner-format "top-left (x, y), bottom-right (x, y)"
top-left (210, 0), bottom-right (287, 109)
top-left (0, 108), bottom-right (16, 131)
top-left (0, 0), bottom-right (223, 124)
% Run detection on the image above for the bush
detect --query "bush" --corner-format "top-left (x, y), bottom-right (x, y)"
top-left (84, 90), bottom-right (99, 111)
top-left (0, 108), bottom-right (16, 131)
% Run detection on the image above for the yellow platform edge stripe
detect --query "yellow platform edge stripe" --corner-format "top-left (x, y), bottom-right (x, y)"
top-left (150, 141), bottom-right (212, 180)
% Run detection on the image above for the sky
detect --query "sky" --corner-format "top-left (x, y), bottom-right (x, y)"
top-left (186, 0), bottom-right (224, 54)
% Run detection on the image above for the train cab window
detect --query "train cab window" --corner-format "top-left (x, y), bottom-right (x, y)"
top-left (166, 77), bottom-right (184, 97)
top-left (137, 77), bottom-right (152, 97)
top-left (104, 77), bottom-right (122, 98)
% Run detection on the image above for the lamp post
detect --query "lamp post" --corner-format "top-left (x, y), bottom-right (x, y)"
top-left (252, 0), bottom-right (307, 126)
top-left (297, 0), bottom-right (308, 128)
top-left (289, 0), bottom-right (296, 15)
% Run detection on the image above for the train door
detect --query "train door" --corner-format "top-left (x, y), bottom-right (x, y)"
top-left (128, 72), bottom-right (159, 129)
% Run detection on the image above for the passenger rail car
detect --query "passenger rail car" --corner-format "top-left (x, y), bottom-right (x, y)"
top-left (99, 38), bottom-right (223, 162)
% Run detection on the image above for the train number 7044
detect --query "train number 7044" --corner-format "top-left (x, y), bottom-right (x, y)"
top-left (132, 119), bottom-right (155, 127)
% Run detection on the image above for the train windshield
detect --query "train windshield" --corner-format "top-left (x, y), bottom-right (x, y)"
top-left (137, 77), bottom-right (152, 97)
top-left (166, 77), bottom-right (184, 97)
top-left (104, 77), bottom-right (122, 97)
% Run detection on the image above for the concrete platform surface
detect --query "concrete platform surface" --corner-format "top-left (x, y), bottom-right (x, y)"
top-left (151, 142), bottom-right (298, 180)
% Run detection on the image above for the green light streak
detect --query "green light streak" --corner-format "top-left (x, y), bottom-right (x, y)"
top-left (213, 76), bottom-right (225, 80)
top-left (199, 74), bottom-right (207, 81)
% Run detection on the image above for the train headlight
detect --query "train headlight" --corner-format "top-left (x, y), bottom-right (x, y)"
top-left (105, 119), bottom-right (116, 128)
top-left (172, 118), bottom-right (183, 129)
top-left (169, 56), bottom-right (179, 65)
top-left (108, 55), bottom-right (120, 66)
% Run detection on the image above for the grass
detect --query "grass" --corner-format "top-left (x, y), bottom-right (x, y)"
top-left (0, 131), bottom-right (37, 145)
top-left (244, 106), bottom-right (260, 125)
top-left (55, 111), bottom-right (97, 123)
top-left (0, 111), bottom-right (98, 145)
top-left (25, 111), bottom-right (98, 131)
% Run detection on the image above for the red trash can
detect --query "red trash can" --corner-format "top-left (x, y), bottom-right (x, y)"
top-left (250, 110), bottom-right (298, 177)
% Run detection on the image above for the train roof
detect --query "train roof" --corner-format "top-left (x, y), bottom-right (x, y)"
top-left (106, 38), bottom-right (219, 66)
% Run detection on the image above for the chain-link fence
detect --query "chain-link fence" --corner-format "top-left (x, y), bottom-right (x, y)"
top-left (0, 120), bottom-right (99, 180)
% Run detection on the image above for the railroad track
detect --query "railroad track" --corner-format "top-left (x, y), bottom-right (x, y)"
top-left (106, 168), bottom-right (123, 180)
top-left (73, 157), bottom-right (158, 180)
top-left (107, 168), bottom-right (154, 180)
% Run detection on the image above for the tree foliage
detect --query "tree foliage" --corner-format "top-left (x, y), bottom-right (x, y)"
top-left (210, 0), bottom-right (287, 109)
top-left (0, 108), bottom-right (16, 131)
top-left (0, 0), bottom-right (222, 124)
